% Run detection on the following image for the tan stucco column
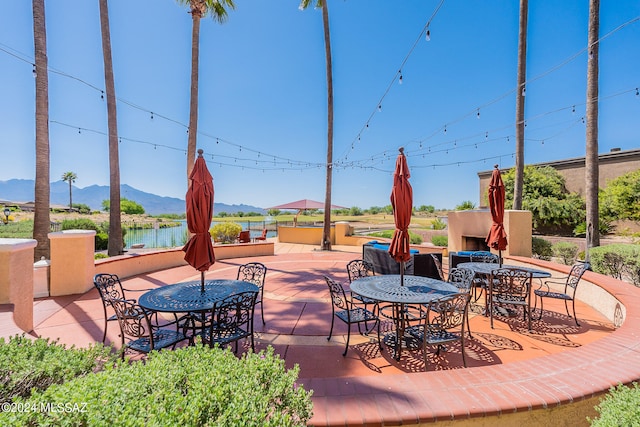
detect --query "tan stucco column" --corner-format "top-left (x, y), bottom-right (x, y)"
top-left (49, 230), bottom-right (96, 296)
top-left (0, 238), bottom-right (37, 332)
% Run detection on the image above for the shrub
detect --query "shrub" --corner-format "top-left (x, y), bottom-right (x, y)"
top-left (61, 218), bottom-right (99, 232)
top-left (590, 244), bottom-right (640, 286)
top-left (210, 222), bottom-right (243, 244)
top-left (431, 235), bottom-right (448, 247)
top-left (552, 241), bottom-right (579, 265)
top-left (94, 253), bottom-right (109, 260)
top-left (588, 382), bottom-right (640, 426)
top-left (532, 237), bottom-right (553, 260)
top-left (1, 345), bottom-right (313, 427)
top-left (455, 200), bottom-right (476, 211)
top-left (431, 218), bottom-right (447, 230)
top-left (95, 232), bottom-right (109, 251)
top-left (0, 335), bottom-right (115, 404)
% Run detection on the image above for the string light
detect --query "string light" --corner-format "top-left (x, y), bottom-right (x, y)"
top-left (32, 64), bottom-right (36, 78)
top-left (521, 86), bottom-right (526, 96)
top-left (425, 28), bottom-right (431, 42)
top-left (476, 109), bottom-right (480, 119)
top-left (378, 104), bottom-right (382, 112)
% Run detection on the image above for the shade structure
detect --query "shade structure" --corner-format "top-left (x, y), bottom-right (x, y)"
top-left (183, 149), bottom-right (215, 292)
top-left (486, 165), bottom-right (508, 265)
top-left (267, 199), bottom-right (346, 210)
top-left (268, 199), bottom-right (346, 227)
top-left (388, 148), bottom-right (413, 285)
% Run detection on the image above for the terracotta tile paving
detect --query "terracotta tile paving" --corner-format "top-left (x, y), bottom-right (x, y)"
top-left (3, 244), bottom-right (640, 426)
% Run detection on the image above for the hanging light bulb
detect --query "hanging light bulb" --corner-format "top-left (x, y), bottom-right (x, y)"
top-left (399, 73), bottom-right (403, 85)
top-left (425, 29), bottom-right (431, 41)
top-left (476, 109), bottom-right (480, 119)
top-left (150, 112), bottom-right (154, 120)
top-left (100, 91), bottom-right (104, 100)
top-left (572, 105), bottom-right (576, 114)
top-left (636, 88), bottom-right (639, 96)
top-left (521, 86), bottom-right (526, 96)
top-left (444, 125), bottom-right (447, 134)
top-left (378, 104), bottom-right (382, 112)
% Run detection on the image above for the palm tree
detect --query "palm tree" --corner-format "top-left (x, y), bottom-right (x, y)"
top-left (99, 0), bottom-right (124, 256)
top-left (61, 171), bottom-right (77, 211)
top-left (177, 0), bottom-right (235, 180)
top-left (299, 0), bottom-right (334, 251)
top-left (513, 0), bottom-right (528, 210)
top-left (585, 0), bottom-right (600, 249)
top-left (32, 0), bottom-right (50, 261)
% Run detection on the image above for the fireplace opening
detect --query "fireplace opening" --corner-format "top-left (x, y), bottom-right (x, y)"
top-left (462, 236), bottom-right (490, 252)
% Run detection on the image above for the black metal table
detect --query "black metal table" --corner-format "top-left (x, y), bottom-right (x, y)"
top-left (457, 262), bottom-right (551, 279)
top-left (138, 279), bottom-right (259, 339)
top-left (350, 275), bottom-right (458, 360)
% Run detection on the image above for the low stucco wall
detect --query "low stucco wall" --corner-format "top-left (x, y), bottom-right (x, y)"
top-left (277, 225), bottom-right (336, 245)
top-left (95, 242), bottom-right (274, 281)
top-left (0, 238), bottom-right (36, 332)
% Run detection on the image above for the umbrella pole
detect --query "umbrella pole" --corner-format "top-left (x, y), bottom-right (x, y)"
top-left (499, 250), bottom-right (502, 267)
top-left (200, 271), bottom-right (205, 293)
top-left (400, 261), bottom-right (405, 286)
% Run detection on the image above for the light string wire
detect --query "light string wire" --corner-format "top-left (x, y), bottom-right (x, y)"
top-left (1, 13), bottom-right (638, 173)
top-left (340, 14), bottom-right (640, 163)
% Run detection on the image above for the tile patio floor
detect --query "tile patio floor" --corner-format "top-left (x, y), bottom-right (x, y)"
top-left (0, 242), bottom-right (618, 426)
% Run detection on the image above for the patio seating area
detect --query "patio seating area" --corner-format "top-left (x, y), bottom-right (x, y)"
top-left (2, 241), bottom-right (639, 426)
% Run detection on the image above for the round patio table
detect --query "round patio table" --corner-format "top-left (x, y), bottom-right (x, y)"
top-left (350, 275), bottom-right (458, 360)
top-left (457, 262), bottom-right (551, 279)
top-left (138, 279), bottom-right (259, 341)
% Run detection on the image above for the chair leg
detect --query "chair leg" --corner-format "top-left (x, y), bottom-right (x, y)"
top-left (260, 300), bottom-right (265, 326)
top-left (343, 326), bottom-right (351, 357)
top-left (327, 312), bottom-right (335, 341)
top-left (461, 336), bottom-right (467, 367)
top-left (570, 299), bottom-right (580, 326)
top-left (101, 305), bottom-right (108, 343)
top-left (533, 294), bottom-right (544, 320)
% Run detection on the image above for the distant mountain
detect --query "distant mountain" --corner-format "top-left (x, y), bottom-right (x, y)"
top-left (0, 179), bottom-right (265, 216)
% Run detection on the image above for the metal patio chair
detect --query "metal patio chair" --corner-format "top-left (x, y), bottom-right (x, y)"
top-left (533, 261), bottom-right (590, 326)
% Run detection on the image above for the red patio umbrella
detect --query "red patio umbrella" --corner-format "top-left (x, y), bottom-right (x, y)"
top-left (486, 164), bottom-right (508, 266)
top-left (183, 149), bottom-right (215, 292)
top-left (388, 147), bottom-right (413, 286)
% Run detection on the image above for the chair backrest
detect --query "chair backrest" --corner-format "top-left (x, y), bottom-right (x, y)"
top-left (259, 229), bottom-right (267, 239)
top-left (110, 298), bottom-right (153, 342)
top-left (490, 268), bottom-right (533, 300)
top-left (426, 292), bottom-right (470, 331)
top-left (566, 261), bottom-right (591, 290)
top-left (346, 259), bottom-right (374, 283)
top-left (210, 291), bottom-right (258, 333)
top-left (470, 252), bottom-right (499, 263)
top-left (238, 231), bottom-right (251, 243)
top-left (324, 276), bottom-right (349, 311)
top-left (430, 254), bottom-right (445, 281)
top-left (93, 273), bottom-right (126, 305)
top-left (237, 262), bottom-right (267, 290)
top-left (447, 267), bottom-right (475, 293)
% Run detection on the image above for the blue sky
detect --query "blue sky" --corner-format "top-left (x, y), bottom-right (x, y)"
top-left (0, 1), bottom-right (638, 210)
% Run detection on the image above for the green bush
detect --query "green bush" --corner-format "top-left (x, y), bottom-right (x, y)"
top-left (210, 222), bottom-right (243, 244)
top-left (94, 253), bottom-right (109, 260)
top-left (431, 235), bottom-right (448, 247)
top-left (0, 335), bottom-right (115, 404)
top-left (61, 218), bottom-right (99, 232)
top-left (532, 237), bottom-right (553, 260)
top-left (431, 218), bottom-right (447, 230)
top-left (95, 232), bottom-right (109, 251)
top-left (552, 241), bottom-right (579, 265)
top-left (590, 244), bottom-right (640, 286)
top-left (589, 382), bottom-right (640, 426)
top-left (1, 345), bottom-right (312, 427)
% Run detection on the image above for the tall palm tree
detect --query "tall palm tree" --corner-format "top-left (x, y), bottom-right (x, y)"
top-left (99, 0), bottom-right (124, 256)
top-left (177, 0), bottom-right (235, 180)
top-left (513, 0), bottom-right (528, 210)
top-left (585, 0), bottom-right (600, 249)
top-left (61, 171), bottom-right (77, 211)
top-left (32, 0), bottom-right (50, 261)
top-left (299, 0), bottom-right (334, 251)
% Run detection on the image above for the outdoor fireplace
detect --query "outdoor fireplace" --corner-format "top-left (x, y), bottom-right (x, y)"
top-left (447, 209), bottom-right (532, 257)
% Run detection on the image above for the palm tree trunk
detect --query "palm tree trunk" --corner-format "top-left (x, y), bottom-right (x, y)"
top-left (513, 0), bottom-right (528, 210)
top-left (99, 0), bottom-right (124, 256)
top-left (187, 10), bottom-right (202, 181)
top-left (585, 0), bottom-right (600, 248)
top-left (32, 0), bottom-right (50, 261)
top-left (68, 180), bottom-right (72, 210)
top-left (321, 0), bottom-right (333, 251)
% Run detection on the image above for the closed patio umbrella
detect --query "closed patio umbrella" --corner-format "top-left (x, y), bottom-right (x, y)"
top-left (388, 147), bottom-right (413, 286)
top-left (486, 164), bottom-right (508, 266)
top-left (183, 149), bottom-right (215, 292)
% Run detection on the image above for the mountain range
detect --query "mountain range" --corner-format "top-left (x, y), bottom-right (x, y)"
top-left (0, 179), bottom-right (265, 216)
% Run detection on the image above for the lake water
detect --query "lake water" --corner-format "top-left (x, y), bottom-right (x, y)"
top-left (124, 220), bottom-right (276, 249)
